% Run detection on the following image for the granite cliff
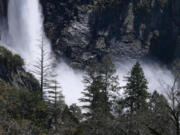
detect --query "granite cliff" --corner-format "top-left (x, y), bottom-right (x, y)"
top-left (0, 0), bottom-right (180, 69)
top-left (40, 0), bottom-right (180, 69)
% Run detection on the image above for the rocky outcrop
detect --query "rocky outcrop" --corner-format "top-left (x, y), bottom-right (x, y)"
top-left (0, 46), bottom-right (40, 91)
top-left (41, 0), bottom-right (180, 68)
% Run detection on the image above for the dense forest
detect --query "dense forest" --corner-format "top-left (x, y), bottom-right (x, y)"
top-left (0, 45), bottom-right (179, 135)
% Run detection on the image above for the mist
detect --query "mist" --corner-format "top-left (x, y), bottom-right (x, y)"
top-left (0, 0), bottom-right (175, 106)
top-left (2, 0), bottom-right (51, 71)
top-left (56, 62), bottom-right (84, 105)
top-left (55, 60), bottom-right (174, 105)
top-left (116, 60), bottom-right (174, 93)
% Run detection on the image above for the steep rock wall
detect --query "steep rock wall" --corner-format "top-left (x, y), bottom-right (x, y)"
top-left (41, 0), bottom-right (180, 68)
top-left (1, 0), bottom-right (180, 69)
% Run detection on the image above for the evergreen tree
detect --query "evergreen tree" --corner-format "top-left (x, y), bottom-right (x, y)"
top-left (124, 62), bottom-right (149, 114)
top-left (123, 62), bottom-right (149, 135)
top-left (46, 73), bottom-right (65, 133)
top-left (147, 91), bottom-right (174, 135)
top-left (0, 79), bottom-right (48, 134)
top-left (69, 104), bottom-right (83, 122)
top-left (79, 56), bottom-right (120, 135)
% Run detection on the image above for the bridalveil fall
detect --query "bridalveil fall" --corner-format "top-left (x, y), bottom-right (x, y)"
top-left (0, 0), bottom-right (175, 105)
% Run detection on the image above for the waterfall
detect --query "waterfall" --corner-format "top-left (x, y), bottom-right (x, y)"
top-left (0, 0), bottom-right (175, 105)
top-left (2, 0), bottom-right (51, 70)
top-left (1, 0), bottom-right (83, 105)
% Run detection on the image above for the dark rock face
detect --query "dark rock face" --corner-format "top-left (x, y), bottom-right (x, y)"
top-left (0, 0), bottom-right (8, 39)
top-left (1, 0), bottom-right (179, 68)
top-left (0, 65), bottom-right (40, 91)
top-left (41, 0), bottom-right (180, 68)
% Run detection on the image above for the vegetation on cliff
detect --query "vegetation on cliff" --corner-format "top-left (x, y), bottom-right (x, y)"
top-left (0, 46), bottom-right (179, 135)
top-left (0, 46), bottom-right (39, 91)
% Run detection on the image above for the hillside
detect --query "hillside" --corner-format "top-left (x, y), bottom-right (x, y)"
top-left (0, 46), bottom-right (39, 91)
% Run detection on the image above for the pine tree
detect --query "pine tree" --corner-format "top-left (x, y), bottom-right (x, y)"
top-left (147, 91), bottom-right (173, 135)
top-left (124, 62), bottom-right (149, 114)
top-left (79, 56), bottom-right (120, 135)
top-left (69, 104), bottom-right (83, 122)
top-left (46, 73), bottom-right (65, 133)
top-left (123, 62), bottom-right (149, 135)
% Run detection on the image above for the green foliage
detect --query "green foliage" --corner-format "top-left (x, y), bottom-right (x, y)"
top-left (0, 45), bottom-right (178, 135)
top-left (79, 56), bottom-right (120, 135)
top-left (0, 46), bottom-right (24, 71)
top-left (124, 62), bottom-right (149, 113)
top-left (147, 91), bottom-right (174, 135)
top-left (69, 104), bottom-right (83, 122)
top-left (120, 62), bottom-right (150, 135)
top-left (13, 54), bottom-right (24, 67)
top-left (80, 56), bottom-right (119, 118)
top-left (45, 81), bottom-right (66, 133)
top-left (0, 81), bottom-right (47, 134)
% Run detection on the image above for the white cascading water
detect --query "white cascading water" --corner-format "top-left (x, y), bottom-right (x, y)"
top-left (0, 0), bottom-right (175, 105)
top-left (1, 0), bottom-right (82, 105)
top-left (5, 0), bottom-right (51, 70)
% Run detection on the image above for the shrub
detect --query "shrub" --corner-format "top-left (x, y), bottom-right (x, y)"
top-left (0, 81), bottom-right (47, 133)
top-left (0, 46), bottom-right (24, 71)
top-left (13, 54), bottom-right (24, 68)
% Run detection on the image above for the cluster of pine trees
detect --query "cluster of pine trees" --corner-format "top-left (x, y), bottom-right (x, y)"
top-left (76, 57), bottom-right (180, 135)
top-left (0, 39), bottom-right (179, 135)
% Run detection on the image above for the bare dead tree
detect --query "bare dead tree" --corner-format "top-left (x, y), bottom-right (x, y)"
top-left (31, 35), bottom-right (53, 99)
top-left (166, 74), bottom-right (180, 135)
